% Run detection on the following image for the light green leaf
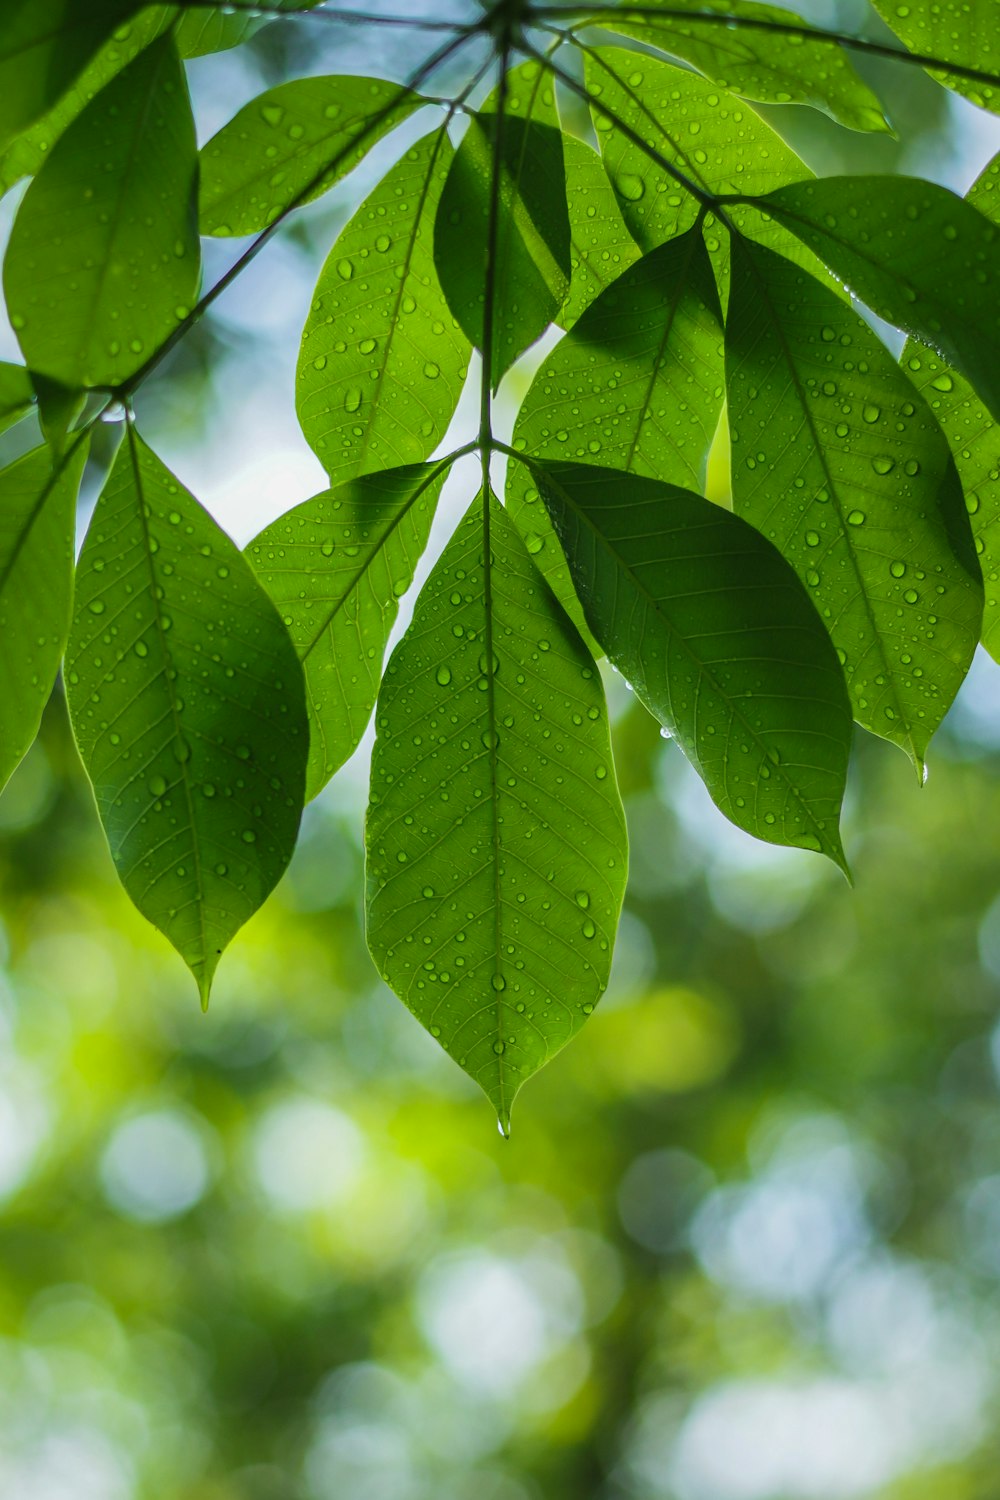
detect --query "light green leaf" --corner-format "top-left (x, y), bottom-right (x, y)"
top-left (199, 75), bottom-right (423, 237)
top-left (599, 0), bottom-right (889, 132)
top-left (530, 459), bottom-right (851, 864)
top-left (726, 237), bottom-right (983, 768)
top-left (508, 228), bottom-right (724, 640)
top-left (173, 0), bottom-right (324, 54)
top-left (434, 61), bottom-right (571, 386)
top-left (559, 134), bottom-right (641, 329)
top-left (0, 0), bottom-right (138, 151)
top-left (0, 363), bottom-right (34, 436)
top-left (366, 489), bottom-right (628, 1130)
top-left (247, 462), bottom-right (446, 800)
top-left (871, 0), bottom-right (1000, 113)
top-left (297, 129), bottom-right (470, 484)
top-left (0, 441), bottom-right (86, 793)
top-left (759, 177), bottom-right (1000, 424)
top-left (65, 430), bottom-right (308, 1006)
top-left (4, 34), bottom-right (200, 391)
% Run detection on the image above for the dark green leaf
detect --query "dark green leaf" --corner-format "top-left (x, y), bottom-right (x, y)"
top-left (759, 177), bottom-right (1000, 423)
top-left (4, 34), bottom-right (200, 391)
top-left (199, 75), bottom-right (423, 237)
top-left (30, 372), bottom-right (85, 456)
top-left (366, 489), bottom-right (628, 1131)
top-left (434, 60), bottom-right (571, 386)
top-left (726, 237), bottom-right (983, 768)
top-left (0, 363), bottom-right (35, 436)
top-left (531, 459), bottom-right (851, 863)
top-left (0, 0), bottom-right (138, 151)
top-left (65, 430), bottom-right (308, 1006)
top-left (599, 0), bottom-right (889, 132)
top-left (0, 441), bottom-right (86, 793)
top-left (297, 129), bottom-right (470, 484)
top-left (247, 462), bottom-right (446, 800)
top-left (560, 134), bottom-right (641, 329)
top-left (870, 0), bottom-right (1000, 112)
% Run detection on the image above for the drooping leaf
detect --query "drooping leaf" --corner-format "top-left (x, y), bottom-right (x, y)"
top-left (4, 34), bottom-right (200, 391)
top-left (247, 462), bottom-right (446, 800)
top-left (559, 134), bottom-right (641, 329)
top-left (0, 441), bottom-right (86, 793)
top-left (297, 129), bottom-right (470, 484)
top-left (366, 489), bottom-right (628, 1130)
top-left (65, 430), bottom-right (308, 1006)
top-left (173, 0), bottom-right (325, 54)
top-left (725, 237), bottom-right (983, 768)
top-left (434, 60), bottom-right (571, 386)
top-left (0, 0), bottom-right (138, 151)
top-left (30, 372), bottom-right (85, 456)
top-left (508, 229), bottom-right (724, 637)
top-left (530, 459), bottom-right (851, 864)
top-left (199, 75), bottom-right (424, 237)
top-left (0, 363), bottom-right (35, 436)
top-left (759, 177), bottom-right (1000, 423)
top-left (598, 0), bottom-right (889, 132)
top-left (870, 0), bottom-right (1000, 113)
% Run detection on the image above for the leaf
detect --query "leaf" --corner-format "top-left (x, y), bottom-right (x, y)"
top-left (507, 228), bottom-right (724, 639)
top-left (297, 129), bottom-right (470, 484)
top-left (434, 60), bottom-right (571, 386)
top-left (0, 0), bottom-right (138, 151)
top-left (199, 75), bottom-right (424, 237)
top-left (247, 462), bottom-right (446, 800)
top-left (4, 34), bottom-right (200, 391)
top-left (366, 489), bottom-right (628, 1130)
top-left (0, 441), bottom-right (86, 794)
top-left (599, 0), bottom-right (889, 132)
top-left (0, 363), bottom-right (35, 437)
top-left (65, 430), bottom-right (308, 1006)
top-left (759, 177), bottom-right (1000, 424)
top-left (173, 0), bottom-right (325, 54)
top-left (559, 134), bottom-right (641, 329)
top-left (30, 372), bottom-right (85, 456)
top-left (870, 0), bottom-right (1000, 113)
top-left (725, 237), bottom-right (983, 768)
top-left (530, 459), bottom-right (851, 863)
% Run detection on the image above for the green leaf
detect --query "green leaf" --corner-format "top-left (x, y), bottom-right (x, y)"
top-left (297, 129), bottom-right (470, 484)
top-left (0, 441), bottom-right (86, 793)
top-left (199, 75), bottom-right (423, 237)
top-left (4, 33), bottom-right (200, 391)
top-left (30, 372), bottom-right (85, 456)
top-left (870, 0), bottom-right (1000, 113)
top-left (434, 61), bottom-right (571, 386)
top-left (247, 462), bottom-right (446, 800)
top-left (559, 134), bottom-right (641, 329)
top-left (585, 46), bottom-right (808, 257)
top-left (530, 459), bottom-right (851, 864)
top-left (0, 0), bottom-right (138, 151)
top-left (366, 489), bottom-right (628, 1131)
top-left (725, 237), bottom-right (983, 768)
top-left (65, 430), bottom-right (308, 1006)
top-left (507, 228), bottom-right (724, 640)
top-left (759, 177), bottom-right (1000, 424)
top-left (598, 0), bottom-right (889, 132)
top-left (173, 0), bottom-right (325, 54)
top-left (0, 363), bottom-right (35, 436)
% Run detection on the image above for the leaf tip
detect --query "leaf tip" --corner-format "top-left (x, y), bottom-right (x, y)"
top-left (497, 1110), bottom-right (511, 1140)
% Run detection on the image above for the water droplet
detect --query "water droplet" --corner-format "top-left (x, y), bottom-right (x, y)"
top-left (149, 774), bottom-right (167, 797)
top-left (435, 664), bottom-right (452, 686)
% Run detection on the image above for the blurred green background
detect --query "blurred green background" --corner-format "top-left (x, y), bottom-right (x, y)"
top-left (4, 2), bottom-right (1000, 1497)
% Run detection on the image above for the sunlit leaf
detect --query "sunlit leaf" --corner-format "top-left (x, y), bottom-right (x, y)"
top-left (726, 237), bottom-right (983, 768)
top-left (247, 462), bottom-right (446, 800)
top-left (199, 74), bottom-right (424, 237)
top-left (4, 33), bottom-right (200, 391)
top-left (366, 489), bottom-right (628, 1131)
top-left (434, 60), bottom-right (571, 386)
top-left (65, 430), bottom-right (308, 1006)
top-left (0, 363), bottom-right (34, 437)
top-left (599, 0), bottom-right (889, 132)
top-left (0, 441), bottom-right (86, 793)
top-left (297, 129), bottom-right (470, 484)
top-left (870, 0), bottom-right (1000, 112)
top-left (759, 177), bottom-right (1000, 423)
top-left (0, 0), bottom-right (138, 151)
top-left (559, 135), bottom-right (641, 329)
top-left (531, 460), bottom-right (851, 863)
